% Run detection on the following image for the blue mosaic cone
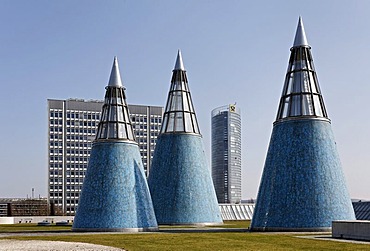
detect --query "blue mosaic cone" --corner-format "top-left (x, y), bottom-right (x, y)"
top-left (250, 18), bottom-right (355, 231)
top-left (148, 51), bottom-right (222, 225)
top-left (72, 57), bottom-right (158, 232)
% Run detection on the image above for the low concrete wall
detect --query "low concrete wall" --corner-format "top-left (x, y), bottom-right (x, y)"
top-left (0, 216), bottom-right (74, 224)
top-left (0, 217), bottom-right (14, 224)
top-left (332, 220), bottom-right (370, 241)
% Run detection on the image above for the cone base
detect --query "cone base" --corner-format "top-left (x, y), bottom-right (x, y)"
top-left (251, 119), bottom-right (355, 231)
top-left (148, 134), bottom-right (222, 225)
top-left (72, 227), bottom-right (159, 232)
top-left (160, 222), bottom-right (223, 227)
top-left (73, 141), bottom-right (158, 231)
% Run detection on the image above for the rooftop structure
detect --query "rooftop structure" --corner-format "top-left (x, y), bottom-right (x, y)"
top-left (352, 201), bottom-right (370, 220)
top-left (250, 17), bottom-right (355, 232)
top-left (148, 50), bottom-right (222, 225)
top-left (276, 16), bottom-right (327, 120)
top-left (219, 204), bottom-right (254, 221)
top-left (95, 57), bottom-right (135, 141)
top-left (159, 50), bottom-right (199, 134)
top-left (72, 57), bottom-right (157, 232)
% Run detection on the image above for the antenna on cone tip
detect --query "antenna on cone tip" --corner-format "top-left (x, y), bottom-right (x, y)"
top-left (293, 16), bottom-right (309, 48)
top-left (108, 56), bottom-right (123, 87)
top-left (174, 50), bottom-right (185, 70)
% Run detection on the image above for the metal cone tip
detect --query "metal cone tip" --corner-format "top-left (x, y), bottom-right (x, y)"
top-left (293, 16), bottom-right (309, 48)
top-left (108, 56), bottom-right (124, 87)
top-left (174, 50), bottom-right (185, 70)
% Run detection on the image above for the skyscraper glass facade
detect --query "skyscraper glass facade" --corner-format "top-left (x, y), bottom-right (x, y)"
top-left (211, 104), bottom-right (241, 204)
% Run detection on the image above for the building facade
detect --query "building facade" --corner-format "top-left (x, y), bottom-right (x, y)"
top-left (211, 104), bottom-right (242, 204)
top-left (0, 198), bottom-right (49, 217)
top-left (48, 98), bottom-right (163, 215)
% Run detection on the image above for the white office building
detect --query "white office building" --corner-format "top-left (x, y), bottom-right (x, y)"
top-left (48, 98), bottom-right (163, 215)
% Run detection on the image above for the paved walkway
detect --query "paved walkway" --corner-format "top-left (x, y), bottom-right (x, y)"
top-left (0, 240), bottom-right (124, 251)
top-left (297, 235), bottom-right (370, 245)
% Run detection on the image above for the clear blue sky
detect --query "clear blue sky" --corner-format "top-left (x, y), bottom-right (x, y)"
top-left (1, 0), bottom-right (370, 200)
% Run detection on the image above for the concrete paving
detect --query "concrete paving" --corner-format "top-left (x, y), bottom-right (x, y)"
top-left (296, 235), bottom-right (370, 245)
top-left (0, 240), bottom-right (124, 251)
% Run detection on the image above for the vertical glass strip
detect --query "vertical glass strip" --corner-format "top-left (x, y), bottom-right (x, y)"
top-left (313, 95), bottom-right (323, 117)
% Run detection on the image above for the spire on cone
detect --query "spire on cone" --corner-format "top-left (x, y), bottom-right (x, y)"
top-left (276, 17), bottom-right (327, 121)
top-left (293, 16), bottom-right (309, 48)
top-left (160, 50), bottom-right (200, 134)
top-left (95, 57), bottom-right (135, 141)
top-left (174, 50), bottom-right (185, 70)
top-left (108, 57), bottom-right (123, 87)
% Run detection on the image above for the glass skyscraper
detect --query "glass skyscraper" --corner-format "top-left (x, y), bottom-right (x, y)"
top-left (211, 104), bottom-right (241, 204)
top-left (47, 98), bottom-right (163, 215)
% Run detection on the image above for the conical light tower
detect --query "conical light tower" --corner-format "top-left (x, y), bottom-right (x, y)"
top-left (73, 57), bottom-right (158, 232)
top-left (250, 17), bottom-right (355, 232)
top-left (148, 50), bottom-right (222, 225)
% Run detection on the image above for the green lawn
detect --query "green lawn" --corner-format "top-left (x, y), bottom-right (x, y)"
top-left (1, 221), bottom-right (370, 251)
top-left (0, 223), bottom-right (71, 232)
top-left (211, 220), bottom-right (250, 228)
top-left (0, 220), bottom-right (246, 232)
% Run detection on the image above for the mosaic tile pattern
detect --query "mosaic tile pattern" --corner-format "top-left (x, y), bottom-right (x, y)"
top-left (148, 133), bottom-right (222, 224)
top-left (72, 141), bottom-right (158, 231)
top-left (251, 119), bottom-right (355, 231)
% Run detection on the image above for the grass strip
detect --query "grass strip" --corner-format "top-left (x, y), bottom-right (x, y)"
top-left (1, 221), bottom-right (370, 250)
top-left (4, 232), bottom-right (370, 251)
